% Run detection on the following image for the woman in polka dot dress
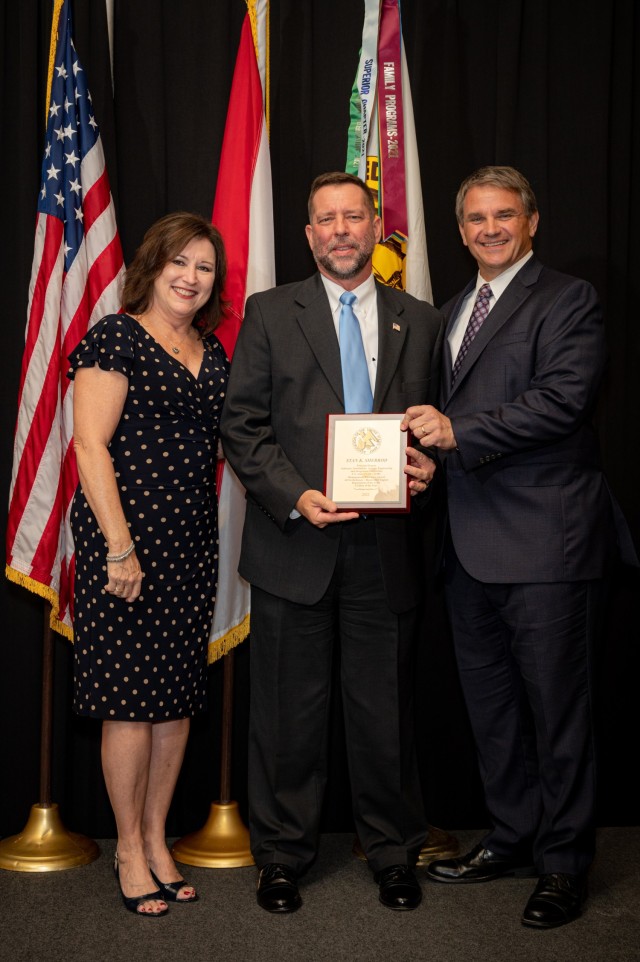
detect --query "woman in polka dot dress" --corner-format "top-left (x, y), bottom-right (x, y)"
top-left (68, 212), bottom-right (229, 917)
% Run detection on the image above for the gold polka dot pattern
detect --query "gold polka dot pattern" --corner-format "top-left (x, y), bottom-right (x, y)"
top-left (68, 314), bottom-right (228, 720)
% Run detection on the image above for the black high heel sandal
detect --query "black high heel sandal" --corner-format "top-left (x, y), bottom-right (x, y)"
top-left (114, 853), bottom-right (169, 917)
top-left (150, 868), bottom-right (199, 903)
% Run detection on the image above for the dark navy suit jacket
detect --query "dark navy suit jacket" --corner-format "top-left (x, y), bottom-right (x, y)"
top-left (440, 256), bottom-right (634, 583)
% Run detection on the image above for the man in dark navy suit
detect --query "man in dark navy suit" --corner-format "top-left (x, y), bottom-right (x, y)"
top-left (403, 166), bottom-right (634, 929)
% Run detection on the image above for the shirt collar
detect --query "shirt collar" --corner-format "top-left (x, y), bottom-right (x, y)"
top-left (476, 249), bottom-right (534, 300)
top-left (319, 271), bottom-right (377, 316)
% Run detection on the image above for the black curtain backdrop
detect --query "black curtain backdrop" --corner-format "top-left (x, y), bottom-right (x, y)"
top-left (1, 0), bottom-right (638, 842)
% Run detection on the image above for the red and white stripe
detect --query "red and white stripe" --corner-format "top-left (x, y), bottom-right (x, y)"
top-left (208, 4), bottom-right (275, 661)
top-left (6, 137), bottom-right (124, 636)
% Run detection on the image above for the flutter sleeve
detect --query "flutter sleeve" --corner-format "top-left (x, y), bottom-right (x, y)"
top-left (67, 314), bottom-right (136, 381)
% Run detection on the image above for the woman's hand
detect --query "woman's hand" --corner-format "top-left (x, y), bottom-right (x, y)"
top-left (105, 550), bottom-right (143, 602)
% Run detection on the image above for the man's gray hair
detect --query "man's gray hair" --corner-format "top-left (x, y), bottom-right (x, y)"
top-left (455, 166), bottom-right (538, 224)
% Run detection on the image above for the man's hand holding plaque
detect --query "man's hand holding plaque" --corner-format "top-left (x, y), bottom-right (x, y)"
top-left (324, 413), bottom-right (435, 512)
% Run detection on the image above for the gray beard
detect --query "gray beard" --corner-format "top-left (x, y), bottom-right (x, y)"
top-left (314, 245), bottom-right (373, 281)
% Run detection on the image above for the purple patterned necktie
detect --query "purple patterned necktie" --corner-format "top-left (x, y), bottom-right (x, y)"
top-left (451, 282), bottom-right (493, 383)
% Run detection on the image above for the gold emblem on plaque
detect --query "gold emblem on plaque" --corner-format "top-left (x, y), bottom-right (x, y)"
top-left (352, 427), bottom-right (382, 454)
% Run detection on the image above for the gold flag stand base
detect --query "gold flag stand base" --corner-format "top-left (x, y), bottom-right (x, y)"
top-left (171, 801), bottom-right (254, 869)
top-left (0, 803), bottom-right (99, 872)
top-left (353, 824), bottom-right (459, 867)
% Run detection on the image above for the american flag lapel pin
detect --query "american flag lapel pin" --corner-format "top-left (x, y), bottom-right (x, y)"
top-left (393, 322), bottom-right (401, 332)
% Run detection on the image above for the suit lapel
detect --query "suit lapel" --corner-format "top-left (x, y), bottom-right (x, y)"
top-left (294, 276), bottom-right (409, 412)
top-left (441, 283), bottom-right (473, 402)
top-left (295, 274), bottom-right (344, 406)
top-left (444, 258), bottom-right (542, 404)
top-left (374, 284), bottom-right (406, 411)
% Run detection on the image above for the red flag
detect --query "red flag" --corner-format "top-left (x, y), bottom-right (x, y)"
top-left (208, 3), bottom-right (275, 661)
top-left (6, 0), bottom-right (124, 637)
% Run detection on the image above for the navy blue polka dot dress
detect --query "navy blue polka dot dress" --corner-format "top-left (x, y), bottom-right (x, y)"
top-left (67, 314), bottom-right (229, 721)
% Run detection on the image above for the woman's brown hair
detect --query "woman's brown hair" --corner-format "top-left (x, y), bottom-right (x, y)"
top-left (122, 212), bottom-right (228, 334)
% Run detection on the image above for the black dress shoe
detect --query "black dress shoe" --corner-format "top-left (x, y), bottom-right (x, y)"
top-left (376, 865), bottom-right (422, 910)
top-left (426, 843), bottom-right (536, 883)
top-left (256, 863), bottom-right (302, 913)
top-left (521, 872), bottom-right (586, 929)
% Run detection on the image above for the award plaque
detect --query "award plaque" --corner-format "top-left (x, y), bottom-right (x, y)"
top-left (324, 413), bottom-right (410, 512)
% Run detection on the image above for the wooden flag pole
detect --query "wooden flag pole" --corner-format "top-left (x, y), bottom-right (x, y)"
top-left (0, 603), bottom-right (99, 872)
top-left (171, 649), bottom-right (253, 868)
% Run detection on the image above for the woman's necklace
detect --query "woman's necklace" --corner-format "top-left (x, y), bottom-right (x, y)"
top-left (167, 328), bottom-right (191, 355)
top-left (139, 316), bottom-right (198, 355)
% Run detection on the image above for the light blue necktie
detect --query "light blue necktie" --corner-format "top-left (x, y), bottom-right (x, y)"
top-left (339, 291), bottom-right (373, 413)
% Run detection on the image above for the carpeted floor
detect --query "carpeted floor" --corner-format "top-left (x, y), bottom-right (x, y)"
top-left (0, 829), bottom-right (638, 962)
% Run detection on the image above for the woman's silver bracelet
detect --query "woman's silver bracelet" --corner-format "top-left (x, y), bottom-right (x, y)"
top-left (106, 541), bottom-right (135, 563)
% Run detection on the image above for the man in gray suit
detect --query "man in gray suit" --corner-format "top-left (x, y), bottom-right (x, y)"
top-left (403, 166), bottom-right (633, 929)
top-left (221, 171), bottom-right (442, 912)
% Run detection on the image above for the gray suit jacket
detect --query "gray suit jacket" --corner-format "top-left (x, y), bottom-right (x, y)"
top-left (441, 256), bottom-right (634, 582)
top-left (220, 273), bottom-right (443, 611)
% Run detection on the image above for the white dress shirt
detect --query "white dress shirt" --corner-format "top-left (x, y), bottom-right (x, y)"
top-left (319, 272), bottom-right (378, 393)
top-left (448, 250), bottom-right (534, 366)
top-left (290, 272), bottom-right (378, 518)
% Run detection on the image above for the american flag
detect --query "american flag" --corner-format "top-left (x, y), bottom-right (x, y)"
top-left (5, 0), bottom-right (124, 638)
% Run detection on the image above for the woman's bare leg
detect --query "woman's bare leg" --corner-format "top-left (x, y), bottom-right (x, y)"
top-left (101, 720), bottom-right (168, 915)
top-left (142, 717), bottom-right (196, 900)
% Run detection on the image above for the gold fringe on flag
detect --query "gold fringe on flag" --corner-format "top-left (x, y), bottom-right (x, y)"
top-left (5, 564), bottom-right (74, 641)
top-left (207, 612), bottom-right (250, 664)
